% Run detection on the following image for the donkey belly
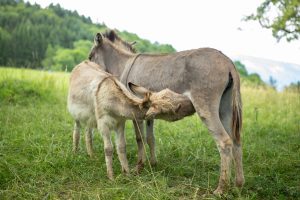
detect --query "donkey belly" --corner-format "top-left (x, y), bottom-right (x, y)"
top-left (125, 49), bottom-right (233, 120)
top-left (126, 55), bottom-right (196, 120)
top-left (127, 55), bottom-right (189, 94)
top-left (68, 102), bottom-right (97, 127)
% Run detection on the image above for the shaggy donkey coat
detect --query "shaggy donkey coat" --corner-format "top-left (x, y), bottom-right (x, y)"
top-left (89, 31), bottom-right (243, 194)
top-left (68, 60), bottom-right (189, 179)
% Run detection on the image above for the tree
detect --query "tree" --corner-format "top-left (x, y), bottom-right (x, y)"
top-left (0, 27), bottom-right (11, 64)
top-left (284, 81), bottom-right (300, 92)
top-left (43, 40), bottom-right (93, 71)
top-left (234, 61), bottom-right (248, 77)
top-left (0, 0), bottom-right (176, 69)
top-left (245, 0), bottom-right (300, 42)
top-left (269, 76), bottom-right (277, 89)
top-left (42, 44), bottom-right (58, 69)
top-left (247, 73), bottom-right (265, 86)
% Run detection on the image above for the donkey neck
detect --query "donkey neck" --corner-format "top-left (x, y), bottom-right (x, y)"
top-left (113, 94), bottom-right (146, 120)
top-left (103, 44), bottom-right (136, 77)
top-left (122, 103), bottom-right (147, 120)
top-left (105, 77), bottom-right (147, 120)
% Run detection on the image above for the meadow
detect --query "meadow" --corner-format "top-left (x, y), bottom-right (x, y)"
top-left (0, 67), bottom-right (299, 199)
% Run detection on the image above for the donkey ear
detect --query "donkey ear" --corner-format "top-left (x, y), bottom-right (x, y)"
top-left (94, 33), bottom-right (103, 45)
top-left (139, 92), bottom-right (152, 109)
top-left (145, 106), bottom-right (160, 119)
top-left (107, 30), bottom-right (117, 42)
top-left (128, 82), bottom-right (151, 96)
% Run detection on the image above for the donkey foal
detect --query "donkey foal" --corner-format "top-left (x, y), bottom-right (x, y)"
top-left (67, 61), bottom-right (182, 179)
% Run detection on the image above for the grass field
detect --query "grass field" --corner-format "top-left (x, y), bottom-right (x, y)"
top-left (0, 67), bottom-right (299, 199)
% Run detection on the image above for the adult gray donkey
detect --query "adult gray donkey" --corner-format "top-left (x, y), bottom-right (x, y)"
top-left (89, 30), bottom-right (244, 194)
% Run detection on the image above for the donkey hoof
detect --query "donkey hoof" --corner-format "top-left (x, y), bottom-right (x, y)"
top-left (124, 172), bottom-right (130, 177)
top-left (87, 153), bottom-right (94, 158)
top-left (150, 159), bottom-right (157, 166)
top-left (235, 177), bottom-right (245, 188)
top-left (72, 148), bottom-right (79, 154)
top-left (213, 187), bottom-right (224, 196)
top-left (135, 163), bottom-right (144, 174)
top-left (107, 173), bottom-right (114, 181)
top-left (122, 167), bottom-right (130, 175)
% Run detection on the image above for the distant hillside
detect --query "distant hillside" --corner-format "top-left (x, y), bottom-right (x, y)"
top-left (2, 1), bottom-right (295, 90)
top-left (234, 55), bottom-right (300, 90)
top-left (0, 0), bottom-right (175, 69)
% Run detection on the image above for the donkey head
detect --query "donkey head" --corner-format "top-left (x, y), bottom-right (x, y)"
top-left (89, 30), bottom-right (136, 60)
top-left (128, 82), bottom-right (182, 120)
top-left (89, 30), bottom-right (136, 75)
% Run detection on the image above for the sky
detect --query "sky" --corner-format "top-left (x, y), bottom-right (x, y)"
top-left (27, 0), bottom-right (300, 65)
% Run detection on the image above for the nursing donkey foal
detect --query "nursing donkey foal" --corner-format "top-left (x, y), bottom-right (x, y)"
top-left (89, 30), bottom-right (244, 194)
top-left (67, 61), bottom-right (185, 179)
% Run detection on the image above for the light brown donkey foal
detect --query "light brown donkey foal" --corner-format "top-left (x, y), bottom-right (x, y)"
top-left (67, 61), bottom-right (185, 179)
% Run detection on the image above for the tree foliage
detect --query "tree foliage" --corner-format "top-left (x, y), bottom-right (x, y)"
top-left (0, 1), bottom-right (265, 86)
top-left (234, 61), bottom-right (248, 77)
top-left (0, 0), bottom-right (175, 69)
top-left (284, 81), bottom-right (300, 92)
top-left (234, 61), bottom-right (265, 87)
top-left (43, 40), bottom-right (93, 71)
top-left (245, 0), bottom-right (300, 41)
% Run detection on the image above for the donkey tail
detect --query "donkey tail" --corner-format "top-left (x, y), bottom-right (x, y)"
top-left (231, 71), bottom-right (243, 145)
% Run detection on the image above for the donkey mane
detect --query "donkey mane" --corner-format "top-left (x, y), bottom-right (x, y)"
top-left (103, 30), bottom-right (136, 53)
top-left (96, 75), bottom-right (147, 108)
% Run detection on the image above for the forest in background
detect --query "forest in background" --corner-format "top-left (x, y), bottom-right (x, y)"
top-left (0, 0), bottom-right (270, 87)
top-left (0, 0), bottom-right (175, 70)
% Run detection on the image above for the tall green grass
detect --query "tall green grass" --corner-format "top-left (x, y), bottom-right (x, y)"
top-left (0, 67), bottom-right (299, 199)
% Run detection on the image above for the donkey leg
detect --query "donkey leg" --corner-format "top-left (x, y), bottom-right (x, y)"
top-left (232, 143), bottom-right (244, 187)
top-left (220, 89), bottom-right (244, 188)
top-left (98, 123), bottom-right (114, 180)
top-left (133, 120), bottom-right (146, 173)
top-left (204, 113), bottom-right (233, 194)
top-left (146, 120), bottom-right (157, 166)
top-left (72, 120), bottom-right (80, 153)
top-left (220, 112), bottom-right (244, 188)
top-left (193, 99), bottom-right (233, 194)
top-left (115, 122), bottom-right (129, 174)
top-left (85, 127), bottom-right (94, 157)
